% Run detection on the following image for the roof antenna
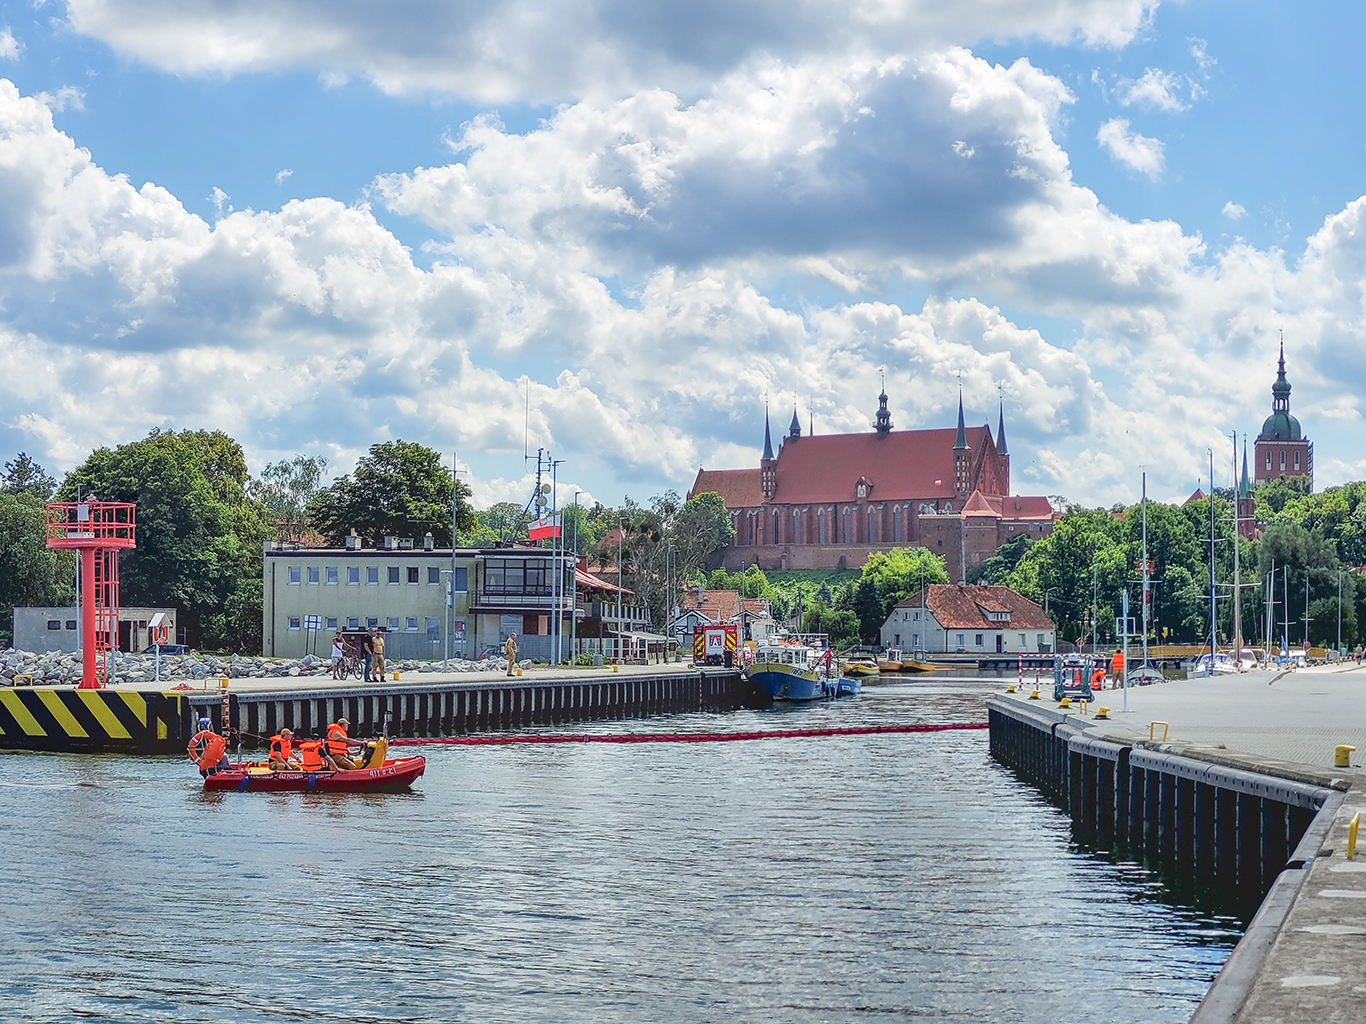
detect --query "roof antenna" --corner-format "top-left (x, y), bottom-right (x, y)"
top-left (523, 377), bottom-right (529, 461)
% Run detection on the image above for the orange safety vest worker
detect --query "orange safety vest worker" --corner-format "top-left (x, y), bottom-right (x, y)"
top-left (327, 722), bottom-right (349, 757)
top-left (1112, 651), bottom-right (1125, 674)
top-left (297, 740), bottom-right (325, 771)
top-left (269, 733), bottom-right (293, 762)
top-left (188, 729), bottom-right (226, 771)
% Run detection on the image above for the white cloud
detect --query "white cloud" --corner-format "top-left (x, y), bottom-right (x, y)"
top-left (0, 28), bottom-right (19, 61)
top-left (1096, 117), bottom-right (1164, 178)
top-left (1116, 67), bottom-right (1189, 112)
top-left (34, 86), bottom-right (85, 111)
top-left (63, 0), bottom-right (1158, 102)
top-left (1189, 38), bottom-right (1215, 70)
top-left (275, 168), bottom-right (293, 184)
top-left (1222, 201), bottom-right (1246, 221)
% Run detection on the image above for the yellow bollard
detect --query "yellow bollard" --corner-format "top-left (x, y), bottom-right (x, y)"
top-left (516, 668), bottom-right (523, 677)
top-left (1348, 812), bottom-right (1360, 861)
top-left (1335, 744), bottom-right (1356, 768)
top-left (613, 664), bottom-right (619, 673)
top-left (1149, 721), bottom-right (1170, 742)
top-left (1077, 700), bottom-right (1088, 716)
top-left (1028, 689), bottom-right (1040, 700)
top-left (1006, 684), bottom-right (1017, 693)
top-left (1059, 697), bottom-right (1071, 708)
top-left (217, 677), bottom-right (230, 689)
top-left (1095, 706), bottom-right (1110, 719)
top-left (392, 672), bottom-right (400, 681)
top-left (14, 673), bottom-right (33, 686)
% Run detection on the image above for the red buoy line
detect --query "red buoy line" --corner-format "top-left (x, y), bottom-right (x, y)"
top-left (390, 722), bottom-right (988, 747)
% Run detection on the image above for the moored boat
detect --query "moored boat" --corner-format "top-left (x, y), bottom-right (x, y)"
top-left (202, 737), bottom-right (425, 793)
top-left (840, 657), bottom-right (880, 679)
top-left (746, 640), bottom-right (855, 702)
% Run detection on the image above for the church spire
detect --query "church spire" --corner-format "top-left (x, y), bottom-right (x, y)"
top-left (1239, 441), bottom-right (1251, 498)
top-left (788, 399), bottom-right (801, 440)
top-left (954, 389), bottom-right (968, 450)
top-left (996, 398), bottom-right (1008, 456)
top-left (874, 371), bottom-right (893, 439)
top-left (762, 402), bottom-right (774, 461)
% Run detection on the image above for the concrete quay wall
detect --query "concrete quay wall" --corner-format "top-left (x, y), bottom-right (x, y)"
top-left (988, 690), bottom-right (1366, 1023)
top-left (186, 667), bottom-right (751, 748)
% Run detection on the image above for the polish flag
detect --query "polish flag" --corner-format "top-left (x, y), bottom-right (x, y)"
top-left (529, 515), bottom-right (561, 540)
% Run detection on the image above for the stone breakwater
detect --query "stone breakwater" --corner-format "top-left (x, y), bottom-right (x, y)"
top-left (0, 649), bottom-right (529, 686)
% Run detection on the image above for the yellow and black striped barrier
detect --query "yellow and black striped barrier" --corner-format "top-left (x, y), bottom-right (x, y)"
top-left (0, 688), bottom-right (189, 754)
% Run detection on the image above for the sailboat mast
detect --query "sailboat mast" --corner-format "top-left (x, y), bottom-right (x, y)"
top-left (1209, 450), bottom-right (1217, 662)
top-left (1231, 431), bottom-right (1242, 659)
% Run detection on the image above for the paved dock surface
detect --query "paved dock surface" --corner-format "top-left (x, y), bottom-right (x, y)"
top-left (999, 663), bottom-right (1366, 1023)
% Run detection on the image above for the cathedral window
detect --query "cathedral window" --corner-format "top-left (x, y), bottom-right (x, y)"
top-left (1280, 450), bottom-right (1286, 471)
top-left (868, 506), bottom-right (877, 543)
top-left (842, 509), bottom-right (851, 544)
top-left (793, 509), bottom-right (801, 545)
top-left (893, 505), bottom-right (901, 543)
top-left (773, 510), bottom-right (780, 543)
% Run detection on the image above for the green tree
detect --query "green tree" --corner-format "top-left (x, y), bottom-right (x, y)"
top-left (0, 491), bottom-right (76, 647)
top-left (249, 454), bottom-right (329, 541)
top-left (1308, 596), bottom-right (1357, 650)
top-left (860, 547), bottom-right (949, 618)
top-left (671, 492), bottom-right (735, 576)
top-left (307, 440), bottom-right (474, 546)
top-left (802, 605), bottom-right (859, 647)
top-left (2, 453), bottom-right (57, 499)
top-left (851, 577), bottom-right (885, 641)
top-left (969, 533), bottom-right (1032, 584)
top-left (57, 429), bottom-right (271, 652)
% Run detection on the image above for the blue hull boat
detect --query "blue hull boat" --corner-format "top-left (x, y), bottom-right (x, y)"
top-left (745, 643), bottom-right (862, 702)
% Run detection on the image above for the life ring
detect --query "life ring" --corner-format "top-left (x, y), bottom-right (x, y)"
top-left (1091, 669), bottom-right (1106, 691)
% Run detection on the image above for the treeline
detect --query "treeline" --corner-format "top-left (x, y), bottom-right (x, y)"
top-left (980, 477), bottom-right (1366, 649)
top-left (0, 432), bottom-right (735, 653)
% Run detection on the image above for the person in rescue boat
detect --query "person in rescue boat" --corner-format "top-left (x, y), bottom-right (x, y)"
top-left (326, 717), bottom-right (365, 770)
top-left (187, 718), bottom-right (230, 776)
top-left (268, 728), bottom-right (299, 771)
top-left (296, 739), bottom-right (330, 772)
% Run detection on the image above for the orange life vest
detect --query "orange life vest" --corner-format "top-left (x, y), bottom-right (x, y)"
top-left (1112, 651), bottom-right (1125, 672)
top-left (298, 740), bottom-right (325, 771)
top-left (327, 723), bottom-right (348, 756)
top-left (269, 733), bottom-right (293, 761)
top-left (188, 729), bottom-right (226, 770)
top-left (1091, 668), bottom-right (1106, 690)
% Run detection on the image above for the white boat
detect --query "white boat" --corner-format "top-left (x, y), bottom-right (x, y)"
top-left (1189, 652), bottom-right (1239, 677)
top-left (746, 640), bottom-right (858, 701)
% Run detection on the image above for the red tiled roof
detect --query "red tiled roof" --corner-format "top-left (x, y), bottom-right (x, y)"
top-left (576, 567), bottom-right (631, 595)
top-left (989, 494), bottom-right (1055, 520)
top-left (896, 584), bottom-right (1054, 630)
top-left (769, 426), bottom-right (987, 504)
top-left (680, 589), bottom-right (770, 622)
top-left (961, 490), bottom-right (999, 516)
top-left (690, 468), bottom-right (764, 507)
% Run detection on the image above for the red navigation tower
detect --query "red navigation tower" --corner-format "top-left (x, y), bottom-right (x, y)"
top-left (46, 501), bottom-right (136, 689)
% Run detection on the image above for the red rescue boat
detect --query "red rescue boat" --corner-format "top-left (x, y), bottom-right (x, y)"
top-left (203, 738), bottom-right (425, 793)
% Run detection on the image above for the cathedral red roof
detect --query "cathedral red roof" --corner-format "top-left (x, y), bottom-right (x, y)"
top-left (768, 426), bottom-right (988, 504)
top-left (690, 467), bottom-right (764, 508)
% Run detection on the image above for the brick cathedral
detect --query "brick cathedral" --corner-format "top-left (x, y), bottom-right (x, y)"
top-left (688, 389), bottom-right (1057, 581)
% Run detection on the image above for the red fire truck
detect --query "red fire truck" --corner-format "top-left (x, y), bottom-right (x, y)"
top-left (693, 624), bottom-right (739, 667)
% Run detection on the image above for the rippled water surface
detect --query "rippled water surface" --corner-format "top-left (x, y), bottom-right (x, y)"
top-left (2, 679), bottom-right (1239, 1023)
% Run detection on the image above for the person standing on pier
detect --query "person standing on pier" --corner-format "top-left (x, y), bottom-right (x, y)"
top-left (360, 630), bottom-right (376, 682)
top-left (504, 632), bottom-right (518, 676)
top-left (372, 629), bottom-right (387, 681)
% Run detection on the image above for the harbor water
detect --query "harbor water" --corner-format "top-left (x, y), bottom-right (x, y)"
top-left (2, 678), bottom-right (1239, 1023)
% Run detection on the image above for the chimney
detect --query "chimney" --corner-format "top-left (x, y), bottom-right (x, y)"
top-left (423, 532), bottom-right (434, 551)
top-left (345, 529), bottom-right (360, 551)
top-left (383, 536), bottom-right (398, 551)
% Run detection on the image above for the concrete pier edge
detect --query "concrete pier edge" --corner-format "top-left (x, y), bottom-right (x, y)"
top-left (988, 692), bottom-right (1366, 1024)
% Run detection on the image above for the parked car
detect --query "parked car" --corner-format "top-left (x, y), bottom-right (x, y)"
top-left (142, 643), bottom-right (190, 656)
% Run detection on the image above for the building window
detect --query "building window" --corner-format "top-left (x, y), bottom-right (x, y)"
top-left (366, 617), bottom-right (378, 628)
top-left (893, 505), bottom-right (901, 543)
top-left (66, 620), bottom-right (77, 630)
top-left (772, 510), bottom-right (779, 543)
top-left (1265, 450), bottom-right (1271, 470)
top-left (46, 619), bottom-right (61, 630)
top-left (1294, 451), bottom-right (1300, 470)
top-left (288, 567), bottom-right (301, 585)
top-left (868, 507), bottom-right (876, 543)
top-left (347, 617), bottom-right (359, 630)
top-left (974, 634), bottom-right (983, 647)
top-left (326, 567), bottom-right (338, 585)
top-left (307, 566), bottom-right (319, 585)
top-left (452, 567), bottom-right (468, 591)
top-left (408, 566), bottom-right (420, 584)
top-left (366, 567), bottom-right (379, 585)
top-left (288, 617), bottom-right (301, 630)
top-left (913, 610), bottom-right (919, 621)
top-left (348, 566), bottom-right (360, 585)
top-left (388, 566), bottom-right (400, 584)
top-left (956, 633), bottom-right (965, 647)
top-left (425, 618), bottom-right (441, 634)
top-left (1037, 634), bottom-right (1045, 647)
top-left (842, 509), bottom-right (850, 544)
top-left (1020, 634), bottom-right (1026, 647)
top-left (817, 510), bottom-right (826, 544)
top-left (387, 617), bottom-right (400, 631)
top-left (326, 617), bottom-right (337, 630)
top-left (428, 567), bottom-right (441, 584)
top-left (792, 510), bottom-right (801, 545)
top-left (484, 558), bottom-right (549, 596)
top-left (1280, 450), bottom-right (1286, 470)
top-left (406, 617), bottom-right (419, 631)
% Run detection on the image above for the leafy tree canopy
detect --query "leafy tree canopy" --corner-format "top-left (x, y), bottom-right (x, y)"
top-left (2, 452), bottom-right (57, 499)
top-left (307, 440), bottom-right (474, 546)
top-left (249, 454), bottom-right (329, 542)
top-left (0, 490), bottom-right (76, 646)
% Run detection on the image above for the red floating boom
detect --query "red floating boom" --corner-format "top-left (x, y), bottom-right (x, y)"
top-left (391, 722), bottom-right (988, 747)
top-left (46, 501), bottom-right (137, 689)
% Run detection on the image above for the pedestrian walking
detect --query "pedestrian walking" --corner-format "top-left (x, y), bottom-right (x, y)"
top-left (504, 632), bottom-right (518, 676)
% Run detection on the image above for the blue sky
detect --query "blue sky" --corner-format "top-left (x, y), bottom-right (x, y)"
top-left (0, 1), bottom-right (1362, 510)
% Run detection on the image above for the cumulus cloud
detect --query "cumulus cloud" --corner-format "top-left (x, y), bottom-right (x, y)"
top-left (1222, 201), bottom-right (1246, 221)
top-left (1116, 67), bottom-right (1190, 111)
top-left (275, 167), bottom-right (293, 183)
top-left (1096, 117), bottom-right (1164, 178)
top-left (0, 28), bottom-right (19, 61)
top-left (34, 86), bottom-right (85, 111)
top-left (64, 0), bottom-right (1158, 102)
